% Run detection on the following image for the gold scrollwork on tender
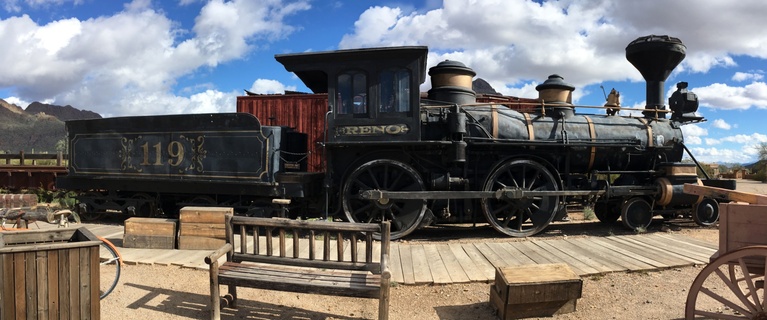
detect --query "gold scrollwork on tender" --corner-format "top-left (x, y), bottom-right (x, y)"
top-left (119, 136), bottom-right (143, 172)
top-left (180, 135), bottom-right (207, 173)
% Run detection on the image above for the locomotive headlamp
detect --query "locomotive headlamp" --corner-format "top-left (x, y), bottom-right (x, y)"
top-left (669, 81), bottom-right (701, 122)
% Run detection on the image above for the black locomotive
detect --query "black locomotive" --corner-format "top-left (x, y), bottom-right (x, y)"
top-left (57, 35), bottom-right (734, 239)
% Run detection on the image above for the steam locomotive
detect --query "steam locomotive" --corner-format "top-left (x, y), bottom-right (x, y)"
top-left (57, 35), bottom-right (734, 239)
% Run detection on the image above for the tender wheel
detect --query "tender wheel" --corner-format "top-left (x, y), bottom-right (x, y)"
top-left (686, 246), bottom-right (767, 319)
top-left (190, 195), bottom-right (217, 205)
top-left (342, 159), bottom-right (426, 240)
top-left (78, 192), bottom-right (105, 221)
top-left (130, 193), bottom-right (158, 217)
top-left (693, 198), bottom-right (719, 226)
top-left (594, 201), bottom-right (621, 224)
top-left (480, 159), bottom-right (560, 237)
top-left (621, 197), bottom-right (653, 231)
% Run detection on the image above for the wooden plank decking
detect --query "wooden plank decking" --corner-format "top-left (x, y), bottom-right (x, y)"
top-left (22, 222), bottom-right (717, 284)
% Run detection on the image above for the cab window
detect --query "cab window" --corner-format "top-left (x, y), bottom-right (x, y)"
top-left (337, 71), bottom-right (367, 114)
top-left (379, 68), bottom-right (410, 113)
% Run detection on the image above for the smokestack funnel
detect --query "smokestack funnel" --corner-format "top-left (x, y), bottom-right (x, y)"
top-left (625, 35), bottom-right (686, 117)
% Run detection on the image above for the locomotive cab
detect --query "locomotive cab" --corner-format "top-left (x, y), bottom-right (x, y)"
top-left (276, 47), bottom-right (428, 143)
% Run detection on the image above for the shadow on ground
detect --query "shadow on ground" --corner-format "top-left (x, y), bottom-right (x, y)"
top-left (123, 282), bottom-right (365, 320)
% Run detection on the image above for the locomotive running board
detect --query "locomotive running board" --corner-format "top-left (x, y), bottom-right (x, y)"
top-left (359, 189), bottom-right (606, 201)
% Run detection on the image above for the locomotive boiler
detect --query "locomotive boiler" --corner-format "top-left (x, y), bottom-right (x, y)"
top-left (57, 35), bottom-right (733, 239)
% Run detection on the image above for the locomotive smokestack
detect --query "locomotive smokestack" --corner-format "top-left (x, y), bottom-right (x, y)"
top-left (625, 35), bottom-right (686, 117)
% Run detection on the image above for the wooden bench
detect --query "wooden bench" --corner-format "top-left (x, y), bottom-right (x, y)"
top-left (205, 215), bottom-right (391, 320)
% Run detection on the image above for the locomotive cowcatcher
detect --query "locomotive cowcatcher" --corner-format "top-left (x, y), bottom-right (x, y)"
top-left (57, 35), bottom-right (734, 239)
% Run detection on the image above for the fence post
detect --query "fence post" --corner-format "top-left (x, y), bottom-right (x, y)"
top-left (19, 151), bottom-right (24, 166)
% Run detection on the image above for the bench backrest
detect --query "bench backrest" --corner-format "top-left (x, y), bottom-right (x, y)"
top-left (225, 215), bottom-right (390, 274)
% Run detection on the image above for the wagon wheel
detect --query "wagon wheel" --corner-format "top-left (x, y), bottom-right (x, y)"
top-left (620, 197), bottom-right (653, 231)
top-left (480, 159), bottom-right (560, 237)
top-left (342, 159), bottom-right (426, 240)
top-left (78, 192), bottom-right (105, 221)
top-left (686, 246), bottom-right (767, 319)
top-left (131, 193), bottom-right (158, 217)
top-left (693, 198), bottom-right (719, 227)
top-left (594, 201), bottom-right (621, 224)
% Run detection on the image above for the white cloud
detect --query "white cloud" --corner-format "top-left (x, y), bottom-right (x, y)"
top-left (681, 124), bottom-right (707, 145)
top-left (0, 0), bottom-right (310, 117)
top-left (688, 147), bottom-right (758, 164)
top-left (733, 71), bottom-right (764, 82)
top-left (248, 79), bottom-right (297, 94)
top-left (704, 138), bottom-right (720, 145)
top-left (711, 119), bottom-right (731, 130)
top-left (694, 82), bottom-right (767, 110)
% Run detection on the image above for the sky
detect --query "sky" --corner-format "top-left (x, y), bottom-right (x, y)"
top-left (1, 0), bottom-right (767, 165)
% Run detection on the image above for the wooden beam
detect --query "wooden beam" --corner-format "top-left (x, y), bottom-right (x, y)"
top-left (683, 183), bottom-right (767, 205)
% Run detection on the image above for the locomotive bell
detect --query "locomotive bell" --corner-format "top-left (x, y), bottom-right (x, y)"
top-left (626, 35), bottom-right (686, 117)
top-left (428, 60), bottom-right (477, 105)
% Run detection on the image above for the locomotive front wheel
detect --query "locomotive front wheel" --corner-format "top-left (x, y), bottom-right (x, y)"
top-left (686, 246), bottom-right (767, 319)
top-left (342, 159), bottom-right (426, 240)
top-left (620, 197), bottom-right (653, 231)
top-left (480, 159), bottom-right (560, 237)
top-left (693, 198), bottom-right (720, 227)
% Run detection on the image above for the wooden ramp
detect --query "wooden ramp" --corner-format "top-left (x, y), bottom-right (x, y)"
top-left (24, 222), bottom-right (717, 284)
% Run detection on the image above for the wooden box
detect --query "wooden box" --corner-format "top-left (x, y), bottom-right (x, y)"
top-left (123, 217), bottom-right (178, 249)
top-left (489, 263), bottom-right (582, 319)
top-left (0, 228), bottom-right (101, 320)
top-left (178, 207), bottom-right (232, 250)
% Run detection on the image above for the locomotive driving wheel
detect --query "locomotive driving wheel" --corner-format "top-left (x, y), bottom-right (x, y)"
top-left (342, 159), bottom-right (427, 240)
top-left (686, 246), bottom-right (767, 320)
top-left (480, 159), bottom-right (560, 237)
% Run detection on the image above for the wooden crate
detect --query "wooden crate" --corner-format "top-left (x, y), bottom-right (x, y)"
top-left (0, 227), bottom-right (101, 320)
top-left (489, 263), bottom-right (582, 320)
top-left (178, 207), bottom-right (232, 250)
top-left (123, 217), bottom-right (178, 249)
top-left (718, 203), bottom-right (767, 273)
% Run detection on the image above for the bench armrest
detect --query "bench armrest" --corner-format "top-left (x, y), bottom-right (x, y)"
top-left (205, 243), bottom-right (233, 265)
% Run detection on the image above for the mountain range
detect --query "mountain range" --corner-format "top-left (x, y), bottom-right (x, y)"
top-left (0, 99), bottom-right (101, 153)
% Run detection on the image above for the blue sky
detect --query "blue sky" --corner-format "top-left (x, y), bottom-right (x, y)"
top-left (1, 0), bottom-right (767, 165)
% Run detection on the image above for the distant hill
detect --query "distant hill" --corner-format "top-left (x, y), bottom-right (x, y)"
top-left (26, 102), bottom-right (101, 121)
top-left (473, 78), bottom-right (499, 95)
top-left (0, 99), bottom-right (101, 153)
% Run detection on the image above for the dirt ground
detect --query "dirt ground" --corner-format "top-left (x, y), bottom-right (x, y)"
top-left (99, 179), bottom-right (766, 320)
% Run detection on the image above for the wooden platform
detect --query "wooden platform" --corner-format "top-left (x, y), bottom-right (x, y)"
top-left (23, 221), bottom-right (717, 285)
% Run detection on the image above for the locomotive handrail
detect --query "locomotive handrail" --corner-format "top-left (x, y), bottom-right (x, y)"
top-left (421, 101), bottom-right (674, 114)
top-left (358, 189), bottom-right (606, 201)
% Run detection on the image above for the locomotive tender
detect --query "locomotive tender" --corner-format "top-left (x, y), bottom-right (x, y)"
top-left (57, 35), bottom-right (734, 239)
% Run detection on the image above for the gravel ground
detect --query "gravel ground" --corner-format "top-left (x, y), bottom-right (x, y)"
top-left (99, 179), bottom-right (765, 320)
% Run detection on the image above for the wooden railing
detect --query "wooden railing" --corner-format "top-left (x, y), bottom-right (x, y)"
top-left (0, 151), bottom-right (67, 166)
